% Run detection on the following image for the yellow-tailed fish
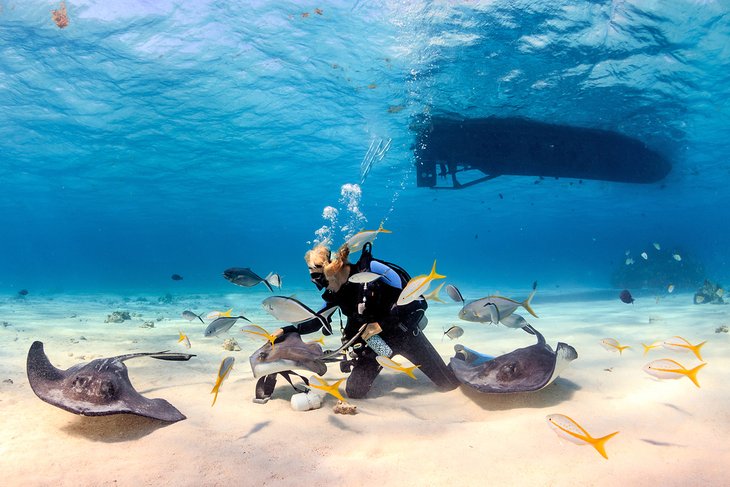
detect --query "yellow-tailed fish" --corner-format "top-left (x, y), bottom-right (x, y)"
top-left (345, 222), bottom-right (392, 253)
top-left (309, 376), bottom-right (346, 402)
top-left (376, 356), bottom-right (420, 379)
top-left (546, 414), bottom-right (619, 459)
top-left (178, 330), bottom-right (191, 349)
top-left (423, 282), bottom-right (446, 303)
top-left (207, 308), bottom-right (233, 319)
top-left (211, 357), bottom-right (235, 406)
top-left (643, 359), bottom-right (706, 388)
top-left (661, 336), bottom-right (706, 361)
top-left (600, 338), bottom-right (631, 355)
top-left (397, 260), bottom-right (446, 306)
top-left (241, 324), bottom-right (277, 349)
top-left (641, 341), bottom-right (661, 355)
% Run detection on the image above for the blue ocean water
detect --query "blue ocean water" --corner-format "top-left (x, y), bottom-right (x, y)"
top-left (1, 0), bottom-right (729, 295)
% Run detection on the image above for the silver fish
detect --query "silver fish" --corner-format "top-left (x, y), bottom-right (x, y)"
top-left (499, 313), bottom-right (529, 329)
top-left (182, 310), bottom-right (204, 324)
top-left (458, 289), bottom-right (538, 324)
top-left (223, 267), bottom-right (281, 292)
top-left (204, 315), bottom-right (250, 337)
top-left (262, 296), bottom-right (338, 326)
top-left (348, 271), bottom-right (384, 284)
top-left (443, 325), bottom-right (464, 340)
top-left (446, 284), bottom-right (464, 303)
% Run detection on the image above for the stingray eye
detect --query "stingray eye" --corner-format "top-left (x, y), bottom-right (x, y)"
top-left (99, 380), bottom-right (116, 398)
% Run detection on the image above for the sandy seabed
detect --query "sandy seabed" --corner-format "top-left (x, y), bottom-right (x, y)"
top-left (1, 289), bottom-right (728, 487)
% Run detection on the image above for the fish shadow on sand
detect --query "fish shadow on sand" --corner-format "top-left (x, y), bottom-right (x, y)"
top-left (459, 378), bottom-right (581, 411)
top-left (328, 414), bottom-right (362, 433)
top-left (238, 420), bottom-right (271, 440)
top-left (367, 372), bottom-right (438, 399)
top-left (60, 414), bottom-right (173, 443)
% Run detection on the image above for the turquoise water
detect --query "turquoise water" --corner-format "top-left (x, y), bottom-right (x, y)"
top-left (1, 0), bottom-right (729, 295)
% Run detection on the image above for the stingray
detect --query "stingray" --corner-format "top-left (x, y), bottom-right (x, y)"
top-left (27, 341), bottom-right (195, 422)
top-left (449, 328), bottom-right (577, 393)
top-left (249, 332), bottom-right (328, 379)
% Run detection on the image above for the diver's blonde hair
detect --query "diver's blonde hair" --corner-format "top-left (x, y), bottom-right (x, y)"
top-left (305, 243), bottom-right (351, 291)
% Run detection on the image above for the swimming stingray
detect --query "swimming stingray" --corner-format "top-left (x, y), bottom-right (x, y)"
top-left (449, 328), bottom-right (577, 393)
top-left (249, 332), bottom-right (327, 379)
top-left (27, 341), bottom-right (195, 422)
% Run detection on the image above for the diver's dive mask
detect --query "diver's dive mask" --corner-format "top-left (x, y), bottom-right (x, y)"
top-left (310, 272), bottom-right (328, 291)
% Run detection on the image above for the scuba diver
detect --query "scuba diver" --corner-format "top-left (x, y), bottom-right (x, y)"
top-left (273, 242), bottom-right (459, 399)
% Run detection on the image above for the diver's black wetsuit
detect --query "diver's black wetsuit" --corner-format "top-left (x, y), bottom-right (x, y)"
top-left (282, 262), bottom-right (459, 399)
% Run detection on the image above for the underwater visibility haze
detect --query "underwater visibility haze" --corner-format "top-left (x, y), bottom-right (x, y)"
top-left (2, 0), bottom-right (730, 294)
top-left (3, 2), bottom-right (730, 486)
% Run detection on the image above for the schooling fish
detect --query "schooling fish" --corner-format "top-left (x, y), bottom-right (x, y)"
top-left (546, 414), bottom-right (619, 459)
top-left (207, 308), bottom-right (233, 319)
top-left (643, 359), bottom-right (706, 388)
top-left (443, 325), bottom-right (464, 340)
top-left (653, 242), bottom-right (661, 250)
top-left (345, 223), bottom-right (392, 253)
top-left (309, 376), bottom-right (346, 402)
top-left (641, 252), bottom-right (648, 260)
top-left (178, 331), bottom-right (191, 349)
top-left (182, 310), bottom-right (205, 324)
top-left (18, 289), bottom-right (29, 296)
top-left (661, 336), bottom-right (707, 361)
top-left (458, 289), bottom-right (538, 324)
top-left (499, 313), bottom-right (530, 329)
top-left (376, 356), bottom-right (420, 379)
top-left (211, 357), bottom-right (235, 406)
top-left (171, 274), bottom-right (183, 281)
top-left (397, 260), bottom-right (446, 306)
top-left (446, 284), bottom-right (464, 303)
top-left (667, 284), bottom-right (675, 293)
top-left (641, 341), bottom-right (662, 355)
top-left (261, 296), bottom-right (338, 327)
top-left (204, 315), bottom-right (251, 337)
top-left (619, 289), bottom-right (634, 304)
top-left (423, 282), bottom-right (446, 303)
top-left (600, 338), bottom-right (631, 355)
top-left (348, 271), bottom-right (385, 284)
top-left (223, 267), bottom-right (281, 292)
top-left (241, 324), bottom-right (278, 349)
top-left (672, 253), bottom-right (682, 261)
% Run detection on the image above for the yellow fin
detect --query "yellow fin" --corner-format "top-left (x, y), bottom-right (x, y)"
top-left (522, 288), bottom-right (539, 318)
top-left (589, 431), bottom-right (620, 459)
top-left (685, 362), bottom-right (707, 388)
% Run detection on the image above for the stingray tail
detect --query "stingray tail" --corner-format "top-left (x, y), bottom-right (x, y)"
top-left (522, 288), bottom-right (539, 318)
top-left (591, 431), bottom-right (619, 460)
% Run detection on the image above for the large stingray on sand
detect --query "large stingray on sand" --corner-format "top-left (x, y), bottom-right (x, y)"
top-left (27, 341), bottom-right (194, 422)
top-left (449, 328), bottom-right (577, 393)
